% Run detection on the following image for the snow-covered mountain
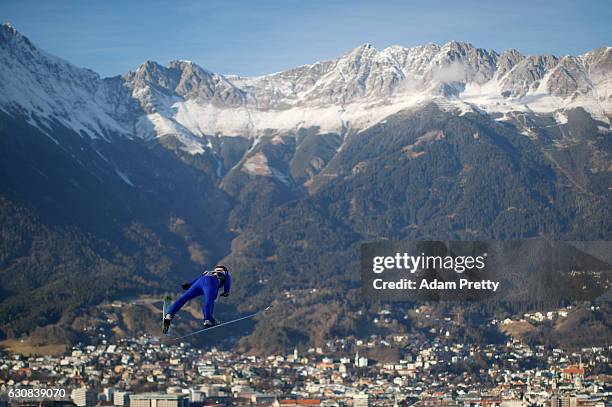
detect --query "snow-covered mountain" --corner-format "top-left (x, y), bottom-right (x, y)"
top-left (0, 23), bottom-right (132, 142)
top-left (1, 22), bottom-right (610, 155)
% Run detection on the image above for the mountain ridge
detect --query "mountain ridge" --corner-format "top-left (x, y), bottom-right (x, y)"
top-left (1, 23), bottom-right (610, 150)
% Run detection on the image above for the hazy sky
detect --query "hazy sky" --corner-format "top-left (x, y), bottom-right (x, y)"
top-left (2, 0), bottom-right (611, 78)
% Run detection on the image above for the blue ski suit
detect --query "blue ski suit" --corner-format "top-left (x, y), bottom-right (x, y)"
top-left (167, 270), bottom-right (231, 323)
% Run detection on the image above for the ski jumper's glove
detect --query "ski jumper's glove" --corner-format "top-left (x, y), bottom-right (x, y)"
top-left (181, 282), bottom-right (191, 291)
top-left (220, 291), bottom-right (230, 297)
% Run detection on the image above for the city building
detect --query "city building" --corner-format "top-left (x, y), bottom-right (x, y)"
top-left (71, 388), bottom-right (97, 407)
top-left (562, 365), bottom-right (585, 382)
top-left (551, 395), bottom-right (578, 407)
top-left (129, 393), bottom-right (189, 407)
top-left (103, 388), bottom-right (115, 404)
top-left (353, 393), bottom-right (370, 407)
top-left (114, 392), bottom-right (132, 407)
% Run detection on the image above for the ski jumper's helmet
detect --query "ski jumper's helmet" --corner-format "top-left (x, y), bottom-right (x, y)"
top-left (214, 264), bottom-right (229, 273)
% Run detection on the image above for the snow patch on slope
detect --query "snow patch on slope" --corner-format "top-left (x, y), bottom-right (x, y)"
top-left (242, 152), bottom-right (272, 176)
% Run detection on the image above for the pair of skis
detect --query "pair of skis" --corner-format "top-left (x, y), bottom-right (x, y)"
top-left (162, 295), bottom-right (271, 341)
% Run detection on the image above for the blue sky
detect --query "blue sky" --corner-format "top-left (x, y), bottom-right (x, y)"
top-left (2, 0), bottom-right (610, 78)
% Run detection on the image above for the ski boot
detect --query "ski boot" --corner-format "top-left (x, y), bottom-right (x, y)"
top-left (203, 319), bottom-right (217, 329)
top-left (163, 313), bottom-right (173, 334)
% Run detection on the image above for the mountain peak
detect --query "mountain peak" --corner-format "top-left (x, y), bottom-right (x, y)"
top-left (1, 21), bottom-right (18, 35)
top-left (347, 43), bottom-right (378, 56)
top-left (0, 22), bottom-right (34, 49)
top-left (138, 59), bottom-right (164, 70)
top-left (168, 59), bottom-right (212, 74)
top-left (440, 40), bottom-right (477, 53)
top-left (133, 59), bottom-right (213, 78)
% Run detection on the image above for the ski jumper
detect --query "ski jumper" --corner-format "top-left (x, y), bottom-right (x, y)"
top-left (167, 270), bottom-right (231, 323)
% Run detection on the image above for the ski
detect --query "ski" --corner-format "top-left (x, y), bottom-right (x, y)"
top-left (162, 295), bottom-right (172, 336)
top-left (172, 305), bottom-right (272, 341)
